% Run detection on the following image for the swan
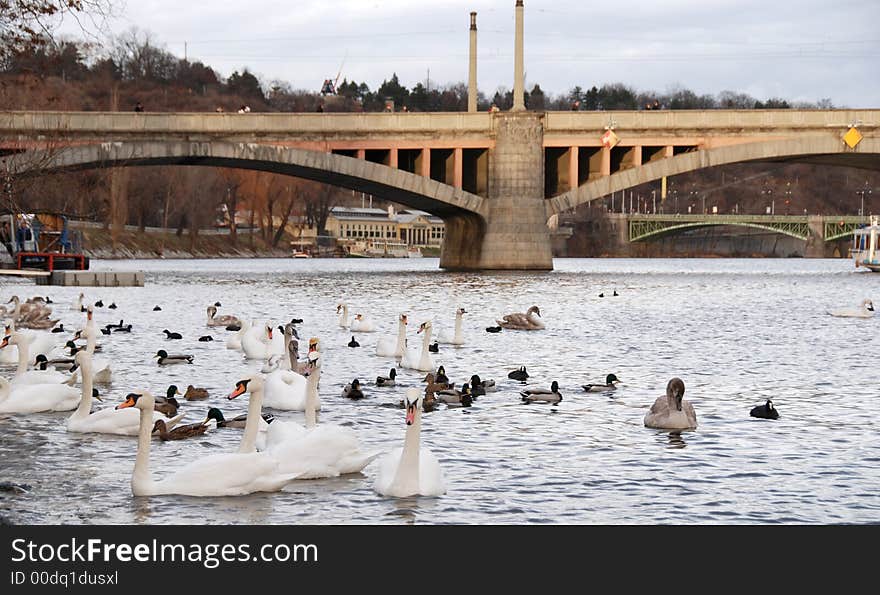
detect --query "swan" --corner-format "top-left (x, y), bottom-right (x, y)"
top-left (226, 319), bottom-right (252, 351)
top-left (262, 365), bottom-right (312, 411)
top-left (750, 400), bottom-right (780, 420)
top-left (116, 390), bottom-right (299, 496)
top-left (241, 324), bottom-right (284, 360)
top-left (66, 350), bottom-right (183, 435)
top-left (437, 307), bottom-right (466, 345)
top-left (0, 323), bottom-right (57, 366)
top-left (71, 292), bottom-right (85, 311)
top-left (2, 332), bottom-right (73, 386)
top-left (206, 305), bottom-right (242, 327)
top-left (399, 321), bottom-right (435, 372)
top-left (336, 303), bottom-right (350, 328)
top-left (644, 377), bottom-right (698, 430)
top-left (261, 351), bottom-right (379, 478)
top-left (350, 313), bottom-right (376, 332)
top-left (497, 305), bottom-right (545, 330)
top-left (374, 387), bottom-right (447, 498)
top-left (582, 374), bottom-right (620, 392)
top-left (77, 311), bottom-right (112, 384)
top-left (828, 298), bottom-right (874, 318)
top-left (0, 375), bottom-right (81, 413)
top-left (376, 314), bottom-right (408, 358)
top-left (521, 381), bottom-right (562, 405)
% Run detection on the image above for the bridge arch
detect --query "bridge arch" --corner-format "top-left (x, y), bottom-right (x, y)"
top-left (548, 136), bottom-right (880, 216)
top-left (629, 218), bottom-right (811, 242)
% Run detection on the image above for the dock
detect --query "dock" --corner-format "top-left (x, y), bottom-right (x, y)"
top-left (1, 269), bottom-right (144, 286)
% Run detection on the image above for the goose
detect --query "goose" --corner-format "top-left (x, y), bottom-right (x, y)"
top-left (508, 366), bottom-right (529, 381)
top-left (342, 378), bottom-right (364, 399)
top-left (336, 303), bottom-right (350, 328)
top-left (152, 419), bottom-right (209, 441)
top-left (198, 335), bottom-right (213, 342)
top-left (470, 374), bottom-right (495, 396)
top-left (374, 387), bottom-right (447, 498)
top-left (497, 305), bottom-right (545, 331)
top-left (260, 351), bottom-right (379, 479)
top-left (155, 385), bottom-right (182, 417)
top-left (437, 307), bottom-right (466, 345)
top-left (184, 385), bottom-right (209, 400)
top-left (206, 305), bottom-right (242, 328)
top-left (108, 302), bottom-right (117, 309)
top-left (51, 324), bottom-right (65, 333)
top-left (348, 336), bottom-right (360, 348)
top-left (154, 349), bottom-right (194, 365)
top-left (750, 399), bottom-right (780, 420)
top-left (521, 381), bottom-right (563, 405)
top-left (163, 329), bottom-right (183, 340)
top-left (206, 407), bottom-right (274, 429)
top-left (226, 319), bottom-right (251, 351)
top-left (350, 313), bottom-right (376, 332)
top-left (376, 368), bottom-right (397, 387)
top-left (115, 391), bottom-right (298, 497)
top-left (399, 321), bottom-right (435, 372)
top-left (485, 326), bottom-right (502, 333)
top-left (241, 324), bottom-right (284, 360)
top-left (644, 377), bottom-right (698, 430)
top-left (71, 293), bottom-right (85, 311)
top-left (434, 365), bottom-right (449, 385)
top-left (827, 298), bottom-right (874, 318)
top-left (66, 350), bottom-right (184, 435)
top-left (0, 374), bottom-right (80, 413)
top-left (582, 373), bottom-right (621, 392)
top-left (376, 314), bottom-right (408, 358)
top-left (428, 341), bottom-right (439, 353)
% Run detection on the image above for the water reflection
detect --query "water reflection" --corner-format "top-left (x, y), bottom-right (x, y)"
top-left (666, 432), bottom-right (688, 449)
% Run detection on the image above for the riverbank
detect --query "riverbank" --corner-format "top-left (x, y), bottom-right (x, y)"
top-left (78, 226), bottom-right (291, 259)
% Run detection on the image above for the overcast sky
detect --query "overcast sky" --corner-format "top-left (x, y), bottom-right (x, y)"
top-left (68, 0), bottom-right (880, 107)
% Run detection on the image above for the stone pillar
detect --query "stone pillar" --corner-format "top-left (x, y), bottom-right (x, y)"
top-left (568, 146), bottom-right (579, 191)
top-left (441, 111), bottom-right (552, 270)
top-left (453, 147), bottom-right (463, 189)
top-left (468, 12), bottom-right (478, 113)
top-left (805, 215), bottom-right (826, 257)
top-left (512, 1), bottom-right (525, 111)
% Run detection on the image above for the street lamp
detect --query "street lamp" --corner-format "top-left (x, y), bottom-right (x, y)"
top-left (761, 186), bottom-right (773, 215)
top-left (784, 182), bottom-right (792, 215)
top-left (856, 182), bottom-right (872, 216)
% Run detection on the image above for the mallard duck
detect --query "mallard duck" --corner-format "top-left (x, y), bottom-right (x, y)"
top-left (152, 418), bottom-right (209, 441)
top-left (644, 378), bottom-right (697, 430)
top-left (205, 407), bottom-right (274, 428)
top-left (34, 354), bottom-right (75, 372)
top-left (497, 305), bottom-right (545, 330)
top-left (65, 339), bottom-right (102, 355)
top-left (376, 368), bottom-right (397, 387)
top-left (521, 381), bottom-right (562, 405)
top-left (470, 374), bottom-right (495, 396)
top-left (155, 385), bottom-right (182, 416)
top-left (422, 372), bottom-right (451, 393)
top-left (508, 366), bottom-right (529, 381)
top-left (342, 378), bottom-right (364, 399)
top-left (184, 385), bottom-right (209, 400)
top-left (436, 383), bottom-right (473, 407)
top-left (347, 336), bottom-right (360, 348)
top-left (750, 399), bottom-right (779, 420)
top-left (163, 329), bottom-right (183, 340)
top-left (154, 349), bottom-right (194, 365)
top-left (434, 365), bottom-right (449, 385)
top-left (582, 373), bottom-right (620, 392)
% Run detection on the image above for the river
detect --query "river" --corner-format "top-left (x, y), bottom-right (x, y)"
top-left (1, 257), bottom-right (878, 524)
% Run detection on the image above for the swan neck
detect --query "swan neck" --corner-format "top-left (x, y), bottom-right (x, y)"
top-left (393, 409), bottom-right (421, 490)
top-left (305, 366), bottom-right (321, 429)
top-left (454, 313), bottom-right (463, 340)
top-left (238, 383), bottom-right (264, 453)
top-left (15, 337), bottom-right (28, 376)
top-left (396, 320), bottom-right (406, 353)
top-left (421, 326), bottom-right (431, 351)
top-left (133, 404), bottom-right (154, 491)
top-left (85, 321), bottom-right (96, 354)
top-left (73, 358), bottom-right (94, 418)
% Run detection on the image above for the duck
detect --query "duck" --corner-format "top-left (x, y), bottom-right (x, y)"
top-left (34, 354), bottom-right (75, 372)
top-left (399, 321), bottom-right (435, 372)
top-left (154, 349), bottom-right (194, 365)
top-left (598, 293), bottom-right (605, 298)
top-left (100, 327), bottom-right (111, 335)
top-left (115, 390), bottom-right (298, 497)
top-left (497, 305), bottom-right (545, 330)
top-left (66, 350), bottom-right (184, 435)
top-left (163, 329), bottom-right (183, 340)
top-left (436, 383), bottom-right (473, 407)
top-left (347, 336), bottom-right (360, 348)
top-left (350, 313), bottom-right (376, 332)
top-left (428, 341), bottom-right (439, 353)
top-left (644, 377), bottom-right (698, 430)
top-left (226, 323), bottom-right (241, 331)
top-left (582, 373), bottom-right (621, 392)
top-left (155, 385), bottom-right (182, 416)
top-left (342, 378), bottom-right (364, 399)
top-left (521, 381), bottom-right (563, 405)
top-left (51, 324), bottom-right (65, 334)
top-left (153, 305), bottom-right (162, 311)
top-left (613, 290), bottom-right (619, 296)
top-left (336, 303), bottom-right (350, 328)
top-left (750, 399), bottom-right (780, 420)
top-left (827, 298), bottom-right (874, 318)
top-left (206, 305), bottom-right (242, 328)
top-left (206, 407), bottom-right (274, 429)
top-left (374, 387), bottom-right (447, 497)
top-left (470, 374), bottom-right (495, 396)
top-left (376, 368), bottom-right (397, 387)
top-left (108, 302), bottom-right (117, 309)
top-left (94, 299), bottom-right (104, 307)
top-left (198, 335), bottom-right (213, 342)
top-left (445, 386), bottom-right (473, 409)
top-left (375, 313), bottom-right (407, 358)
top-left (114, 324), bottom-right (132, 333)
top-left (184, 385), bottom-right (209, 400)
top-left (508, 366), bottom-right (529, 382)
top-left (434, 365), bottom-right (449, 385)
top-left (152, 418), bottom-right (209, 441)
top-left (422, 372), bottom-right (450, 394)
top-left (485, 325), bottom-right (502, 333)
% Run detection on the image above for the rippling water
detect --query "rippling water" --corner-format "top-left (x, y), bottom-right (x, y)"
top-left (1, 257), bottom-right (878, 524)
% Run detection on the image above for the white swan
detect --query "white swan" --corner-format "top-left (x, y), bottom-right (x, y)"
top-left (350, 313), bottom-right (376, 332)
top-left (336, 303), bottom-right (350, 328)
top-left (3, 332), bottom-right (72, 386)
top-left (262, 365), bottom-right (313, 411)
top-left (374, 387), bottom-right (447, 497)
top-left (77, 310), bottom-right (112, 384)
top-left (66, 350), bottom-right (182, 435)
top-left (264, 351), bottom-right (379, 478)
top-left (226, 319), bottom-right (252, 351)
top-left (376, 313), bottom-right (408, 358)
top-left (399, 321), bottom-right (435, 372)
top-left (0, 322), bottom-right (56, 365)
top-left (828, 298), bottom-right (874, 318)
top-left (437, 307), bottom-right (466, 345)
top-left (117, 390), bottom-right (298, 496)
top-left (71, 292), bottom-right (85, 311)
top-left (241, 323), bottom-right (284, 360)
top-left (0, 375), bottom-right (80, 413)
top-left (644, 377), bottom-right (698, 430)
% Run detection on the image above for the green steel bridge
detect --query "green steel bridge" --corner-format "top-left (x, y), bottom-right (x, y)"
top-left (627, 214), bottom-right (869, 243)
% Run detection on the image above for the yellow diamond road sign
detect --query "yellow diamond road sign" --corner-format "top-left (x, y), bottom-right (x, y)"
top-left (843, 127), bottom-right (863, 149)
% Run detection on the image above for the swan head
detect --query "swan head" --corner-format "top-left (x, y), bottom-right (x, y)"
top-left (355, 314), bottom-right (363, 321)
top-left (666, 378), bottom-right (686, 411)
top-left (403, 387), bottom-right (422, 425)
top-left (417, 321), bottom-right (432, 334)
top-left (527, 305), bottom-right (541, 317)
top-left (6, 295), bottom-right (19, 305)
top-left (606, 373), bottom-right (620, 385)
top-left (457, 307), bottom-right (467, 316)
top-left (308, 337), bottom-right (320, 353)
top-left (265, 325), bottom-right (274, 340)
top-left (865, 299), bottom-right (875, 311)
top-left (336, 303), bottom-right (346, 314)
top-left (228, 375), bottom-right (263, 400)
top-left (400, 313), bottom-right (408, 324)
top-left (86, 305), bottom-right (93, 320)
top-left (116, 391), bottom-right (154, 411)
top-left (207, 305), bottom-right (217, 318)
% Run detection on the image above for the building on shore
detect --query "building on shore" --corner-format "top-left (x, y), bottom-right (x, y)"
top-left (324, 205), bottom-right (445, 250)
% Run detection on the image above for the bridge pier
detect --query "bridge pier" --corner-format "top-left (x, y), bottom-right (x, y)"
top-left (805, 215), bottom-right (827, 258)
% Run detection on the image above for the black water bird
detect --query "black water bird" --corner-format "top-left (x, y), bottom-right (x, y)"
top-left (750, 400), bottom-right (780, 420)
top-left (163, 329), bottom-right (183, 340)
top-left (348, 336), bottom-right (360, 348)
